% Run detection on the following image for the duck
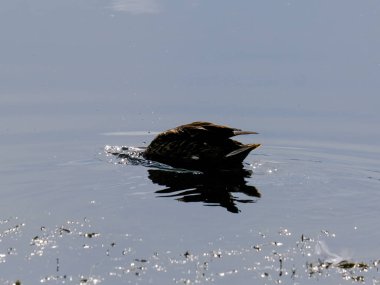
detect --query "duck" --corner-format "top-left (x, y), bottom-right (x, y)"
top-left (143, 121), bottom-right (260, 170)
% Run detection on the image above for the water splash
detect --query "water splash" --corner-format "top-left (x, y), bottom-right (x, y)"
top-left (315, 240), bottom-right (348, 264)
top-left (104, 145), bottom-right (205, 174)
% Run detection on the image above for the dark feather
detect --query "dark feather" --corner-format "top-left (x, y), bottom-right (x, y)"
top-left (143, 122), bottom-right (260, 170)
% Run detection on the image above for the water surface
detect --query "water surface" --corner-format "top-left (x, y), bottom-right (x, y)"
top-left (1, 0), bottom-right (379, 284)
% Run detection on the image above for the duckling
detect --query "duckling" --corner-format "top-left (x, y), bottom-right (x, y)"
top-left (143, 121), bottom-right (260, 170)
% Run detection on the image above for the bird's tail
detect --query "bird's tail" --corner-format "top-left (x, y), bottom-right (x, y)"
top-left (233, 130), bottom-right (259, 136)
top-left (225, 144), bottom-right (261, 158)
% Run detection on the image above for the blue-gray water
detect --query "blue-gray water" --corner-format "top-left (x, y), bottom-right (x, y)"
top-left (1, 1), bottom-right (380, 284)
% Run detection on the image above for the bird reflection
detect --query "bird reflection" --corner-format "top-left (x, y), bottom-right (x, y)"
top-left (148, 168), bottom-right (260, 213)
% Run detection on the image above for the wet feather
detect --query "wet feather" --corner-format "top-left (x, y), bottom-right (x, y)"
top-left (143, 122), bottom-right (260, 170)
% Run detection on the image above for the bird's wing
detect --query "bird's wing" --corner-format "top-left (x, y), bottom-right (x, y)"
top-left (181, 122), bottom-right (258, 138)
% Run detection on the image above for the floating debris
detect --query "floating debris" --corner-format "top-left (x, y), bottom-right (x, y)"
top-left (2, 219), bottom-right (379, 284)
top-left (83, 232), bottom-right (100, 238)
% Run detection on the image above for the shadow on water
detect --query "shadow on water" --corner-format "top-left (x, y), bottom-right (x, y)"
top-left (148, 168), bottom-right (260, 213)
top-left (105, 146), bottom-right (261, 213)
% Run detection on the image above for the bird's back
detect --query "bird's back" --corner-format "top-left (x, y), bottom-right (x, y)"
top-left (144, 122), bottom-right (260, 169)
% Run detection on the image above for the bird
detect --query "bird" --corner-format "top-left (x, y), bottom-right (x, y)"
top-left (143, 121), bottom-right (260, 170)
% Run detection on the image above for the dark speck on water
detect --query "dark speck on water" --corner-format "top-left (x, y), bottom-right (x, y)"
top-left (1, 0), bottom-right (380, 284)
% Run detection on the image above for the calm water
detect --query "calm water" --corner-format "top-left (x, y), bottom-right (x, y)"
top-left (1, 1), bottom-right (380, 284)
